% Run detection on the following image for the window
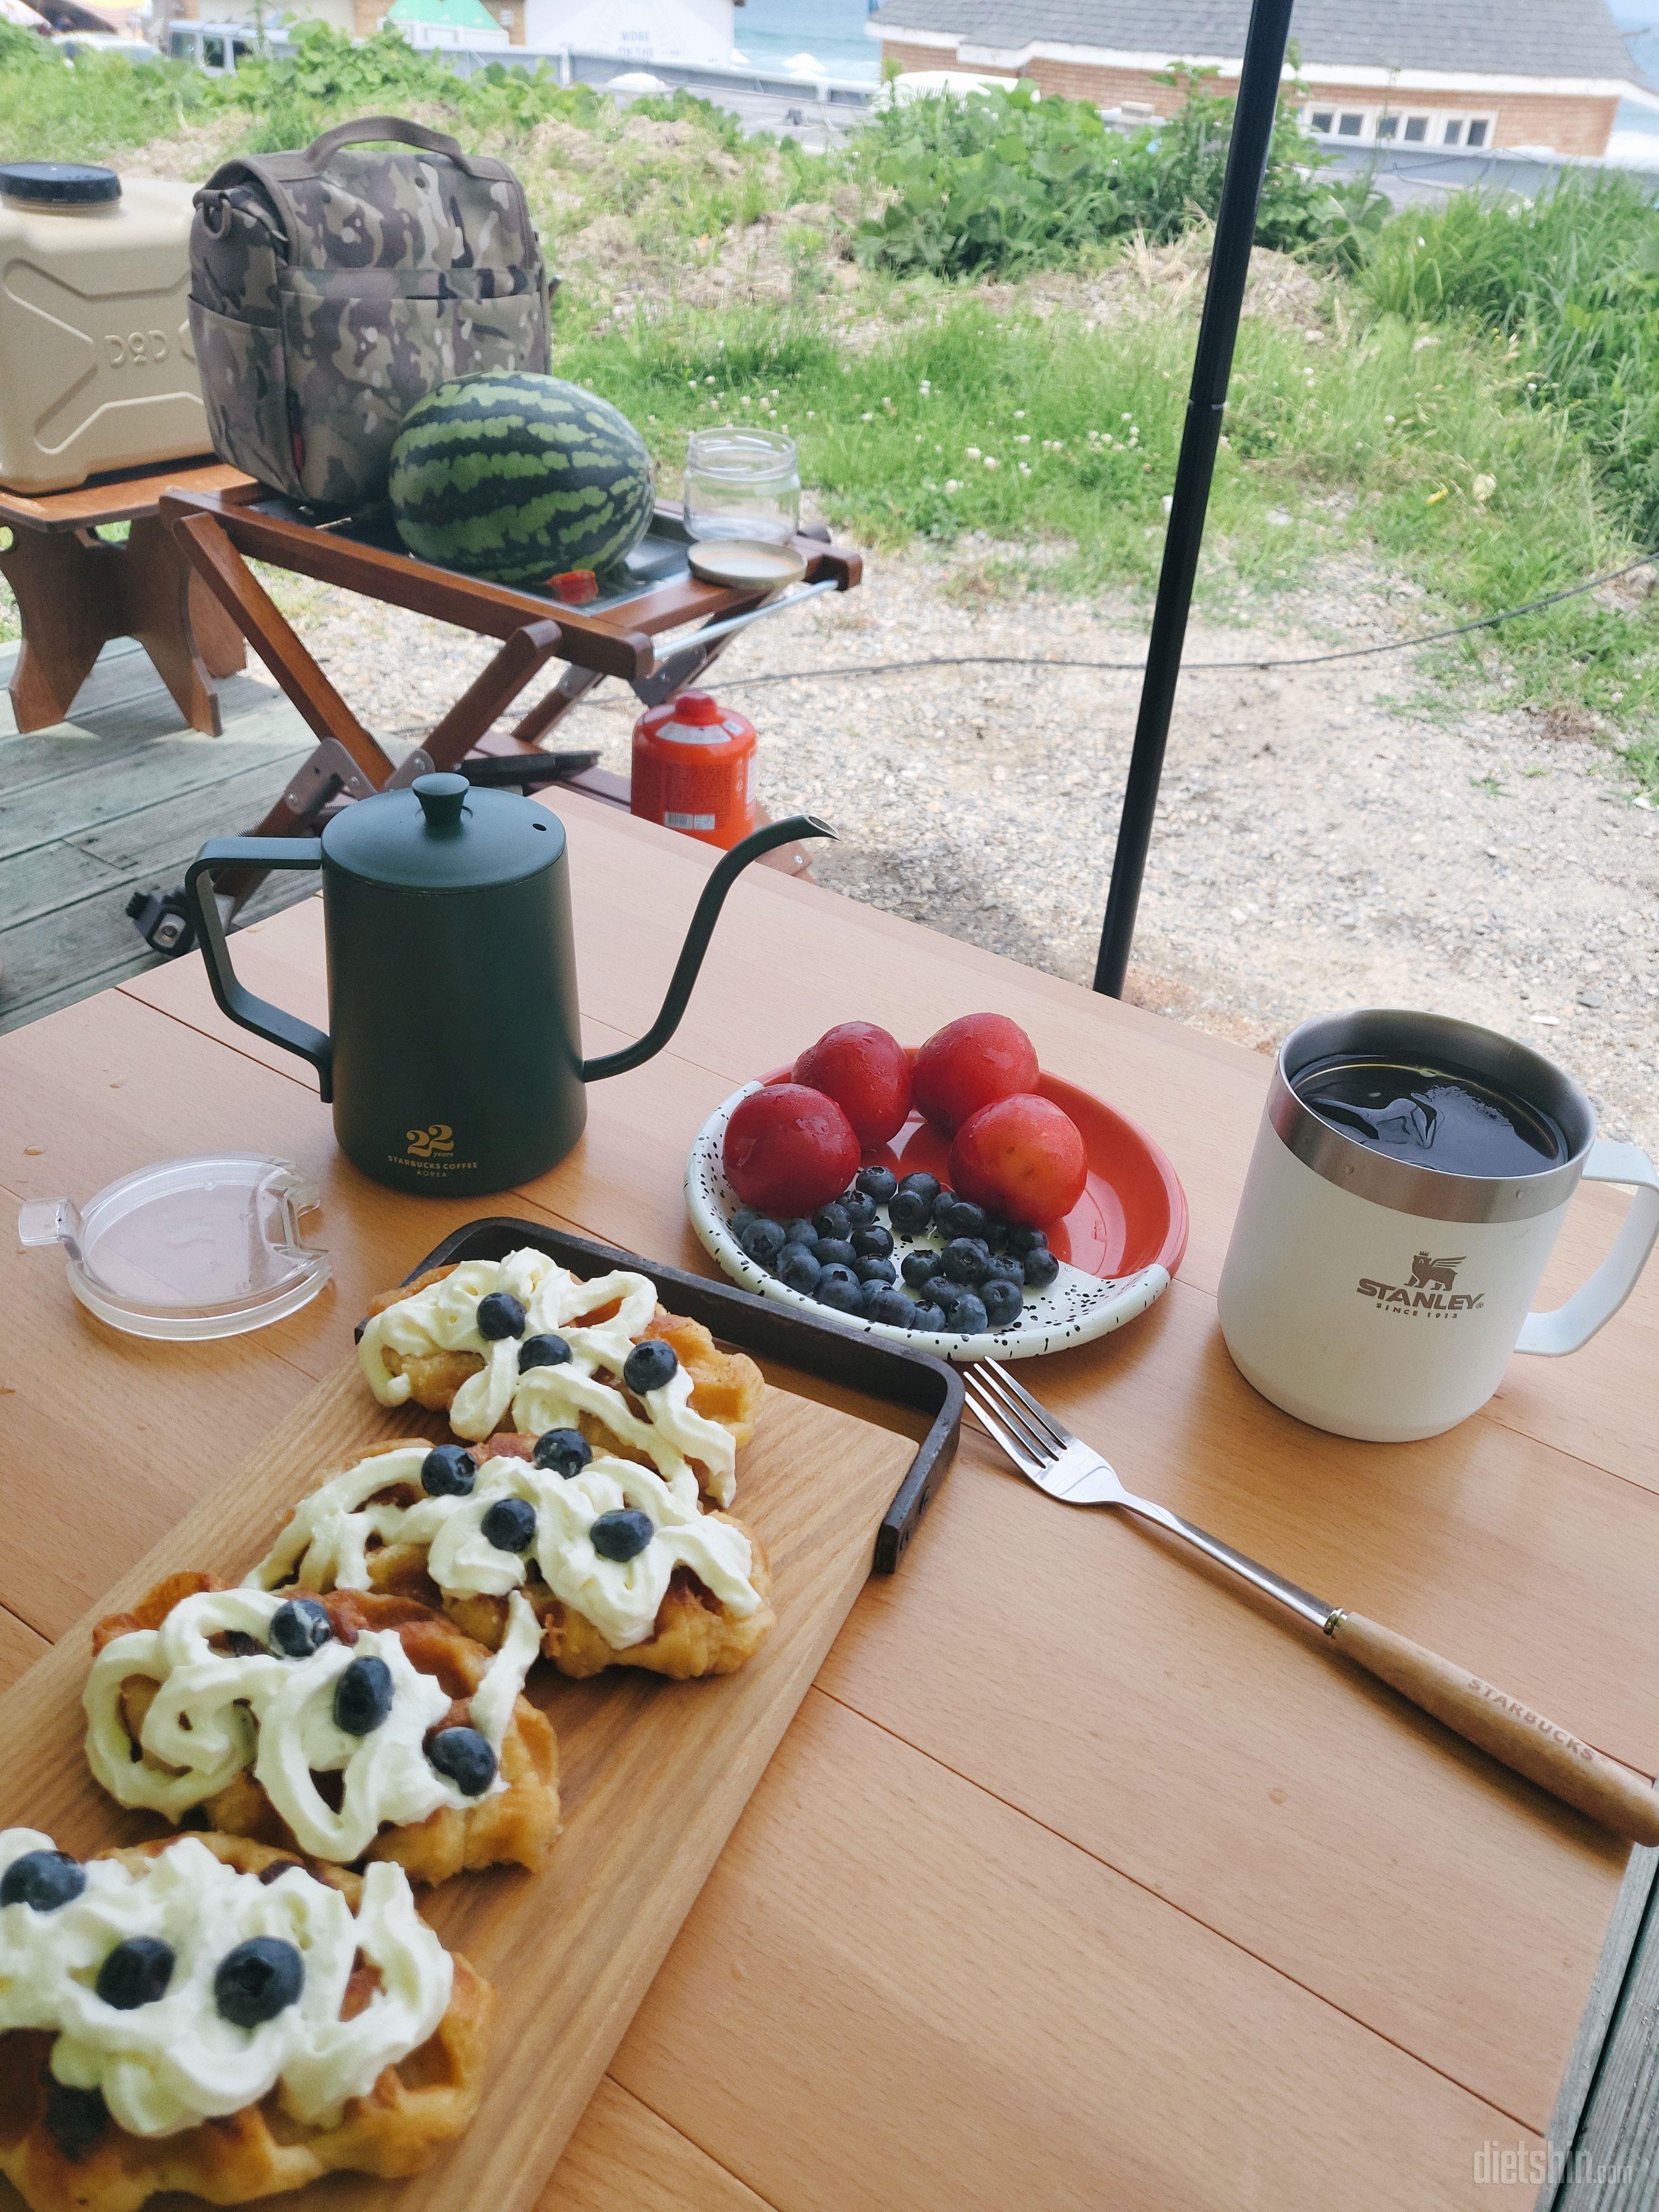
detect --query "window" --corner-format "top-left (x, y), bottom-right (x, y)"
top-left (1402, 114), bottom-right (1429, 142)
top-left (1438, 114), bottom-right (1495, 148)
top-left (1336, 111), bottom-right (1364, 136)
top-left (1467, 117), bottom-right (1490, 146)
top-left (1443, 117), bottom-right (1463, 144)
top-left (201, 32), bottom-right (226, 66)
top-left (1309, 108), bottom-right (1334, 134)
top-left (1375, 114), bottom-right (1397, 139)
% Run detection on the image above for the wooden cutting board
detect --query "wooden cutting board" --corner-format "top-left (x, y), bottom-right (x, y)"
top-left (0, 1354), bottom-right (918, 2212)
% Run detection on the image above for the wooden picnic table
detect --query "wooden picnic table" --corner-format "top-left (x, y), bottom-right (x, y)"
top-left (1, 793), bottom-right (1656, 2209)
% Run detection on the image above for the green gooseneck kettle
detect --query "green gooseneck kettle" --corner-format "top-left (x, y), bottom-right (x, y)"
top-left (185, 776), bottom-right (833, 1196)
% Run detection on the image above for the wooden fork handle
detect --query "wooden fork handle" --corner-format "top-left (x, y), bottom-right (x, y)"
top-left (1327, 1613), bottom-right (1659, 1847)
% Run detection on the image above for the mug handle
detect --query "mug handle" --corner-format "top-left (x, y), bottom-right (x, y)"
top-left (1515, 1139), bottom-right (1659, 1357)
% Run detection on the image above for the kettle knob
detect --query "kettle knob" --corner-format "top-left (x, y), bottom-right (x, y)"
top-left (414, 773), bottom-right (468, 829)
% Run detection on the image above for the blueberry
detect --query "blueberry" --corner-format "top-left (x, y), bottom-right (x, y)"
top-left (97, 1936), bottom-right (173, 2010)
top-left (482, 1496), bottom-right (536, 1552)
top-left (928, 1277), bottom-right (967, 1317)
top-left (420, 1444), bottom-right (476, 1498)
top-left (426, 1725), bottom-right (498, 1797)
top-left (1001, 1224), bottom-right (1048, 1257)
top-left (1023, 1247), bottom-right (1061, 1290)
top-left (852, 1224), bottom-right (894, 1260)
top-left (783, 1217), bottom-right (817, 1248)
top-left (813, 1237), bottom-right (857, 1269)
top-left (1, 1848), bottom-right (85, 1912)
top-left (476, 1291), bottom-right (526, 1340)
top-left (941, 1237), bottom-right (991, 1285)
top-left (533, 1427), bottom-right (592, 1478)
top-left (910, 1301), bottom-right (948, 1331)
top-left (623, 1339), bottom-right (679, 1394)
top-left (45, 2083), bottom-right (106, 2162)
top-left (855, 1166), bottom-right (899, 1203)
top-left (981, 1277), bottom-right (1024, 1330)
top-left (863, 1282), bottom-right (915, 1325)
top-left (815, 1264), bottom-right (863, 1313)
top-left (590, 1507), bottom-right (654, 1562)
top-left (901, 1249), bottom-right (944, 1292)
top-left (812, 1201), bottom-right (851, 1240)
top-left (776, 1241), bottom-right (822, 1293)
top-left (935, 1196), bottom-right (988, 1239)
top-left (982, 1254), bottom-right (1025, 1290)
top-left (888, 1187), bottom-right (935, 1234)
top-left (951, 1291), bottom-right (989, 1335)
top-left (731, 1206), bottom-right (761, 1237)
top-left (334, 1655), bottom-right (394, 1735)
top-left (855, 1256), bottom-right (896, 1286)
top-left (518, 1334), bottom-right (572, 1373)
top-left (739, 1217), bottom-right (786, 1266)
top-left (896, 1171), bottom-right (940, 1204)
top-left (269, 1597), bottom-right (333, 1658)
top-left (215, 1937), bottom-right (304, 2028)
top-left (839, 1189), bottom-right (878, 1231)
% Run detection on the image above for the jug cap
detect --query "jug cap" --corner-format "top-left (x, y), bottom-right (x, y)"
top-left (17, 1155), bottom-right (329, 1340)
top-left (323, 773), bottom-right (564, 891)
top-left (0, 161), bottom-right (121, 207)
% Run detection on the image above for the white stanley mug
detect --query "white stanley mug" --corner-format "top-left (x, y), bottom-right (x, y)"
top-left (1217, 1010), bottom-right (1659, 1441)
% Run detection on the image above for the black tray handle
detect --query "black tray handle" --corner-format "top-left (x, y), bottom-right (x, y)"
top-left (361, 1216), bottom-right (963, 1573)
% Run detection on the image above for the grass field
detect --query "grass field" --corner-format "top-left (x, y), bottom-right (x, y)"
top-left (4, 27), bottom-right (1659, 787)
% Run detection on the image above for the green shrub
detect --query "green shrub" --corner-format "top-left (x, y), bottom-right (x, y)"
top-left (1363, 177), bottom-right (1659, 542)
top-left (852, 72), bottom-right (1385, 279)
top-left (0, 23), bottom-right (208, 161)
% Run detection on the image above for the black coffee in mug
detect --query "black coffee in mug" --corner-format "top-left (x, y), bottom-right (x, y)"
top-left (1291, 1054), bottom-right (1569, 1178)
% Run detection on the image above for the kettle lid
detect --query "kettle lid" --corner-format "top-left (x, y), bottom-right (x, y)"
top-left (322, 773), bottom-right (564, 890)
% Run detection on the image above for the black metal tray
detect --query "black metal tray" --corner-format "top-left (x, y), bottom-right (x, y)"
top-left (367, 1215), bottom-right (963, 1574)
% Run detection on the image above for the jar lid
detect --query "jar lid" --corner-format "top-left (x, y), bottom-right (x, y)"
top-left (17, 1156), bottom-right (330, 1339)
top-left (0, 161), bottom-right (121, 206)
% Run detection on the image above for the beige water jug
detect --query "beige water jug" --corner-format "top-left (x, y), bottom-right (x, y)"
top-left (0, 161), bottom-right (208, 494)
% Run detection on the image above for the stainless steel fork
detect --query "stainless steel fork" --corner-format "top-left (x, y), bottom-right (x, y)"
top-left (963, 1358), bottom-right (1659, 1847)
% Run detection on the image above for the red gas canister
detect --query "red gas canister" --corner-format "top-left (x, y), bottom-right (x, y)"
top-left (630, 690), bottom-right (758, 849)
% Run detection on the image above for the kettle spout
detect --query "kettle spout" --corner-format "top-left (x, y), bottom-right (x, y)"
top-left (581, 816), bottom-right (835, 1083)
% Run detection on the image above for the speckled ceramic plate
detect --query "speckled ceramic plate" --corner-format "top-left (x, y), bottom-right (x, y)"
top-left (685, 1068), bottom-right (1188, 1363)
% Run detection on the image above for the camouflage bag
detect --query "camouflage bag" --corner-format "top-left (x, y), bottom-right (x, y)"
top-left (189, 113), bottom-right (549, 508)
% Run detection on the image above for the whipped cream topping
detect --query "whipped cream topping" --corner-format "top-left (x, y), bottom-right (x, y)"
top-left (248, 1443), bottom-right (763, 1653)
top-left (0, 1829), bottom-right (451, 2138)
top-left (358, 1248), bottom-right (738, 1506)
top-left (84, 1587), bottom-right (540, 1861)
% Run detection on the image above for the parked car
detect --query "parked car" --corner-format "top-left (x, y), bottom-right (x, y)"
top-left (51, 31), bottom-right (163, 60)
top-left (165, 20), bottom-right (272, 72)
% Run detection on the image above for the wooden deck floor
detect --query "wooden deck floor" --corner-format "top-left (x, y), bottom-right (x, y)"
top-left (2, 641), bottom-right (334, 1032)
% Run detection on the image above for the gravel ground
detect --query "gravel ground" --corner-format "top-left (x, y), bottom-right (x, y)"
top-left (274, 549), bottom-right (1659, 1151)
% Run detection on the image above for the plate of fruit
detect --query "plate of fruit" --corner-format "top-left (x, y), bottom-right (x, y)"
top-left (685, 1012), bottom-right (1188, 1360)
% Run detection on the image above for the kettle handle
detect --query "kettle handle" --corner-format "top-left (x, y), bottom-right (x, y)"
top-left (582, 815), bottom-right (835, 1083)
top-left (185, 839), bottom-right (334, 1102)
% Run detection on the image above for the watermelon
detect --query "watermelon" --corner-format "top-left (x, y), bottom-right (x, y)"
top-left (388, 372), bottom-right (655, 586)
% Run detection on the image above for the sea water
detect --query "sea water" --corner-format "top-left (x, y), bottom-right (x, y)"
top-left (735, 0), bottom-right (879, 79)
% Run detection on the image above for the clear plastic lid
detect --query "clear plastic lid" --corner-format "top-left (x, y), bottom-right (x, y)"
top-left (17, 1155), bottom-right (330, 1340)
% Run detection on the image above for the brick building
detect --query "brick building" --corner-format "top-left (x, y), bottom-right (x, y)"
top-left (868, 0), bottom-right (1655, 161)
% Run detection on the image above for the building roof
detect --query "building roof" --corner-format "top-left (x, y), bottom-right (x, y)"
top-left (869, 0), bottom-right (1636, 83)
top-left (386, 0), bottom-right (501, 28)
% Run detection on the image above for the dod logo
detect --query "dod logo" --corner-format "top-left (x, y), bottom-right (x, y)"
top-left (1357, 1251), bottom-right (1485, 1319)
top-left (405, 1124), bottom-right (454, 1160)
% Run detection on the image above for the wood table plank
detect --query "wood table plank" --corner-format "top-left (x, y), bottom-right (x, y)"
top-left (541, 2081), bottom-right (779, 2212)
top-left (613, 1689), bottom-right (1543, 2210)
top-left (2, 796), bottom-right (1652, 2207)
top-left (0, 1605), bottom-right (46, 1697)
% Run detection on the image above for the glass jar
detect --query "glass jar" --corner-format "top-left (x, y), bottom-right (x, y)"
top-left (683, 427), bottom-right (801, 545)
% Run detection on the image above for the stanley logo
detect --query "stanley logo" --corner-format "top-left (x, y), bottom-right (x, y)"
top-left (1357, 1250), bottom-right (1483, 1316)
top-left (405, 1124), bottom-right (455, 1160)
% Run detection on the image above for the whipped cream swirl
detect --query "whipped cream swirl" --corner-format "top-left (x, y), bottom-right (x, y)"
top-left (248, 1443), bottom-right (762, 1653)
top-left (0, 1829), bottom-right (451, 2138)
top-left (358, 1248), bottom-right (738, 1505)
top-left (84, 1586), bottom-right (540, 1861)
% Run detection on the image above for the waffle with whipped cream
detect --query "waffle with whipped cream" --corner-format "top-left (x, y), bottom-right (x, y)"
top-left (248, 1430), bottom-right (775, 1682)
top-left (359, 1250), bottom-right (764, 1509)
top-left (0, 1827), bottom-right (490, 2212)
top-left (85, 1574), bottom-right (559, 1884)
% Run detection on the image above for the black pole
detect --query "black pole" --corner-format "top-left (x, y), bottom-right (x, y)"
top-left (1093, 0), bottom-right (1297, 997)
